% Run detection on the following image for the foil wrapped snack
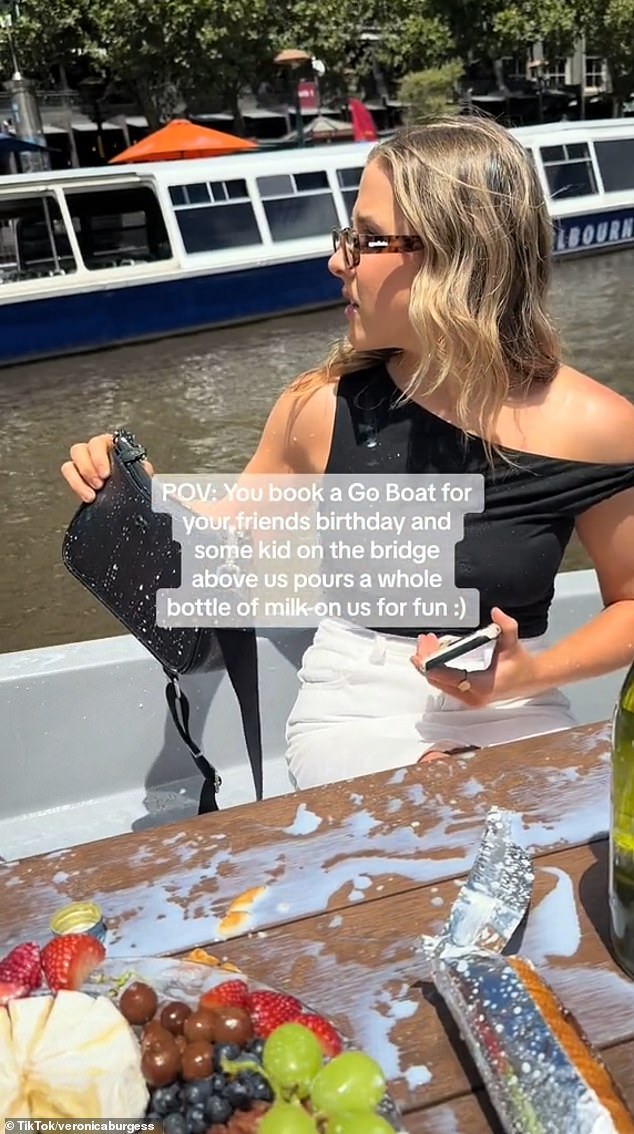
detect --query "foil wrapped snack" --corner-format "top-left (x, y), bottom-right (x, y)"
top-left (426, 806), bottom-right (534, 955)
top-left (421, 808), bottom-right (634, 1134)
top-left (432, 949), bottom-right (634, 1133)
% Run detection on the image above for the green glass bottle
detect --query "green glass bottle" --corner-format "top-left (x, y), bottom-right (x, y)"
top-left (610, 661), bottom-right (634, 978)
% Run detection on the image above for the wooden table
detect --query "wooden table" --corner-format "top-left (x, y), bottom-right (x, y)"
top-left (1, 719), bottom-right (633, 1132)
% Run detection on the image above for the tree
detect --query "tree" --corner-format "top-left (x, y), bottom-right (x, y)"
top-left (399, 61), bottom-right (464, 122)
top-left (424, 0), bottom-right (584, 93)
top-left (583, 0), bottom-right (634, 111)
top-left (429, 0), bottom-right (581, 59)
top-left (491, 0), bottom-right (580, 59)
top-left (0, 0), bottom-right (94, 84)
top-left (370, 1), bottom-right (455, 82)
top-left (90, 0), bottom-right (201, 129)
top-left (93, 0), bottom-right (359, 132)
top-left (0, 0), bottom-right (457, 130)
top-left (185, 0), bottom-right (284, 129)
top-left (282, 0), bottom-right (454, 102)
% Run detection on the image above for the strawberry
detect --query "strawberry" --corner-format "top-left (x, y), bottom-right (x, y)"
top-left (292, 1013), bottom-right (343, 1058)
top-left (247, 990), bottom-right (303, 1038)
top-left (199, 979), bottom-right (249, 1012)
top-left (0, 942), bottom-right (41, 991)
top-left (0, 980), bottom-right (29, 1006)
top-left (41, 934), bottom-right (106, 992)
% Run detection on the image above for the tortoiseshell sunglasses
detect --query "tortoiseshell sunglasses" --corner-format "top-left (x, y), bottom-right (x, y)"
top-left (332, 226), bottom-right (423, 269)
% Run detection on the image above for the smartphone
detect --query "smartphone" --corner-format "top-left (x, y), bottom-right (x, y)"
top-left (421, 623), bottom-right (501, 672)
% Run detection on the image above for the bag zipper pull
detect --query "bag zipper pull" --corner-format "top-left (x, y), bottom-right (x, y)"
top-left (113, 427), bottom-right (147, 465)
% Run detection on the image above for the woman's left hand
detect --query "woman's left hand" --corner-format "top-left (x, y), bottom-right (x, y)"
top-left (410, 607), bottom-right (540, 706)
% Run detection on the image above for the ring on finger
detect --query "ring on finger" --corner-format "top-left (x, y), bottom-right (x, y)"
top-left (458, 670), bottom-right (472, 693)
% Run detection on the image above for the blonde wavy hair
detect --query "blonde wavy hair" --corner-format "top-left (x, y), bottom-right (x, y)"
top-left (291, 114), bottom-right (560, 450)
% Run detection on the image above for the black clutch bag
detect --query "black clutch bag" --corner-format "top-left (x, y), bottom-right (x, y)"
top-left (62, 428), bottom-right (263, 814)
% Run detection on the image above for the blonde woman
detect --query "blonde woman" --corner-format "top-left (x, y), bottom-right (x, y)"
top-left (63, 116), bottom-right (634, 790)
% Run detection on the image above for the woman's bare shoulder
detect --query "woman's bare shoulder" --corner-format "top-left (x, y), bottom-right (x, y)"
top-left (552, 366), bottom-right (634, 463)
top-left (283, 374), bottom-right (339, 473)
top-left (246, 373), bottom-right (338, 475)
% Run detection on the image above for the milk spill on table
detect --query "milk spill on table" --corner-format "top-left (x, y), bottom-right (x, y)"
top-left (283, 803), bottom-right (322, 835)
top-left (520, 868), bottom-right (582, 962)
top-left (0, 761), bottom-right (613, 965)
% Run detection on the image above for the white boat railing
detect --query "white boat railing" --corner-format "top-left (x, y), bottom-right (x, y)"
top-left (0, 568), bottom-right (622, 861)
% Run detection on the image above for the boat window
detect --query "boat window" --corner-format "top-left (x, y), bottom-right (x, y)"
top-left (208, 180), bottom-right (249, 203)
top-left (257, 169), bottom-right (338, 241)
top-left (64, 185), bottom-right (172, 269)
top-left (169, 183), bottom-right (213, 206)
top-left (176, 202), bottom-right (262, 252)
top-left (257, 175), bottom-right (293, 197)
top-left (540, 141), bottom-right (598, 199)
top-left (295, 171), bottom-right (329, 191)
top-left (186, 183), bottom-right (210, 204)
top-left (226, 179), bottom-right (248, 200)
top-left (0, 194), bottom-right (76, 282)
top-left (169, 178), bottom-right (261, 252)
top-left (337, 167), bottom-right (364, 188)
top-left (565, 143), bottom-right (590, 160)
top-left (594, 139), bottom-right (634, 192)
top-left (336, 166), bottom-right (364, 220)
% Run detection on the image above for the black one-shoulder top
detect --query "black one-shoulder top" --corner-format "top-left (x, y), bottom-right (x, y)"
top-left (324, 365), bottom-right (634, 638)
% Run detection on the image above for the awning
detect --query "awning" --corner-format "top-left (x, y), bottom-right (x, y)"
top-left (244, 108), bottom-right (287, 120)
top-left (72, 121), bottom-right (122, 132)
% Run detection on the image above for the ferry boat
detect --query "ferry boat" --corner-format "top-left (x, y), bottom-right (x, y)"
top-left (0, 568), bottom-right (621, 861)
top-left (2, 117), bottom-right (634, 368)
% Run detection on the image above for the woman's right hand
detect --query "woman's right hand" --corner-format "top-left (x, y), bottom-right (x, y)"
top-left (60, 433), bottom-right (115, 503)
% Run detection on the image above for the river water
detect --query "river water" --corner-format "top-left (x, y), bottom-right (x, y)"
top-left (3, 251), bottom-right (634, 654)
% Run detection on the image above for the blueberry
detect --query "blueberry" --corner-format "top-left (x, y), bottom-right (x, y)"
top-left (214, 1041), bottom-right (241, 1070)
top-left (166, 1083), bottom-right (183, 1110)
top-left (224, 1079), bottom-right (252, 1110)
top-left (246, 1072), bottom-right (274, 1102)
top-left (236, 1069), bottom-right (258, 1096)
top-left (185, 1104), bottom-right (207, 1134)
top-left (162, 1116), bottom-right (187, 1134)
top-left (247, 1037), bottom-right (265, 1060)
top-left (150, 1084), bottom-right (182, 1115)
top-left (181, 1080), bottom-right (210, 1106)
top-left (148, 1090), bottom-right (168, 1115)
top-left (204, 1095), bottom-right (233, 1124)
top-left (208, 1072), bottom-right (226, 1093)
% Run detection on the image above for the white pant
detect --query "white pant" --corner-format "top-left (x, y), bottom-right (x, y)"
top-left (285, 617), bottom-right (576, 790)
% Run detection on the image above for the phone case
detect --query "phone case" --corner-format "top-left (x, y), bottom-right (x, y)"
top-left (422, 625), bottom-right (501, 671)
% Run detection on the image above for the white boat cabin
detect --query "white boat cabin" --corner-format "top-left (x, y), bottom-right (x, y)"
top-left (1, 119), bottom-right (634, 295)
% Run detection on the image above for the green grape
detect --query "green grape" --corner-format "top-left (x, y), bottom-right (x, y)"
top-left (326, 1114), bottom-right (395, 1134)
top-left (310, 1051), bottom-right (386, 1114)
top-left (263, 1022), bottom-right (324, 1095)
top-left (258, 1102), bottom-right (318, 1134)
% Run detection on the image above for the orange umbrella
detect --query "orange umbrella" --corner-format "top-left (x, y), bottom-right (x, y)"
top-left (109, 119), bottom-right (258, 163)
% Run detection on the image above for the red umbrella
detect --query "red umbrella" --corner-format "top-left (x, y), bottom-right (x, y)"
top-left (109, 119), bottom-right (258, 163)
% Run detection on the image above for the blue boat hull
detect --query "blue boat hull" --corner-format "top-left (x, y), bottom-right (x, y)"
top-left (554, 206), bottom-right (634, 255)
top-left (0, 255), bottom-right (340, 367)
top-left (2, 204), bottom-right (634, 367)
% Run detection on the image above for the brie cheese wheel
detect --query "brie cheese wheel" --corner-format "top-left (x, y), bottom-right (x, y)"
top-left (0, 992), bottom-right (148, 1120)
